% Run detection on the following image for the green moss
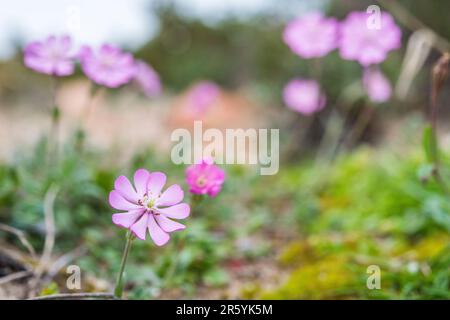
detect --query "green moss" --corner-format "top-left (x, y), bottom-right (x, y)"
top-left (262, 256), bottom-right (359, 299)
top-left (401, 234), bottom-right (449, 261)
top-left (277, 241), bottom-right (314, 266)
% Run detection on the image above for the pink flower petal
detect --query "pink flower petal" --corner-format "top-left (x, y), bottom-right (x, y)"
top-left (148, 215), bottom-right (170, 246)
top-left (283, 12), bottom-right (338, 59)
top-left (109, 190), bottom-right (140, 211)
top-left (157, 203), bottom-right (190, 219)
top-left (79, 44), bottom-right (135, 88)
top-left (157, 184), bottom-right (184, 206)
top-left (54, 61), bottom-right (74, 76)
top-left (134, 169), bottom-right (150, 196)
top-left (338, 11), bottom-right (401, 66)
top-left (23, 35), bottom-right (75, 76)
top-left (147, 172), bottom-right (166, 196)
top-left (114, 175), bottom-right (139, 203)
top-left (155, 215), bottom-right (186, 232)
top-left (112, 209), bottom-right (144, 228)
top-left (130, 213), bottom-right (148, 240)
top-left (208, 185), bottom-right (222, 197)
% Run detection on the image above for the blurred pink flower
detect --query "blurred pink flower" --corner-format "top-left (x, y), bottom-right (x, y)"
top-left (283, 12), bottom-right (338, 59)
top-left (186, 158), bottom-right (225, 197)
top-left (110, 169), bottom-right (190, 246)
top-left (79, 44), bottom-right (135, 88)
top-left (23, 35), bottom-right (75, 76)
top-left (363, 67), bottom-right (392, 103)
top-left (339, 11), bottom-right (401, 66)
top-left (133, 60), bottom-right (162, 97)
top-left (188, 81), bottom-right (220, 114)
top-left (283, 79), bottom-right (326, 115)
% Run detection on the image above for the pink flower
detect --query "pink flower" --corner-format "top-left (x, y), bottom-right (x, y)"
top-left (186, 158), bottom-right (225, 197)
top-left (283, 79), bottom-right (326, 115)
top-left (79, 44), bottom-right (135, 88)
top-left (110, 169), bottom-right (190, 246)
top-left (188, 81), bottom-right (220, 114)
top-left (23, 35), bottom-right (75, 76)
top-left (339, 11), bottom-right (402, 66)
top-left (133, 60), bottom-right (162, 97)
top-left (363, 67), bottom-right (392, 103)
top-left (283, 12), bottom-right (338, 59)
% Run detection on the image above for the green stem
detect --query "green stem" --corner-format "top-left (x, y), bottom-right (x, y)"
top-left (48, 77), bottom-right (60, 166)
top-left (114, 232), bottom-right (134, 298)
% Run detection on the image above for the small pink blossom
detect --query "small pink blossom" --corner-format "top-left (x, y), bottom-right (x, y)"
top-left (23, 35), bottom-right (75, 76)
top-left (133, 60), bottom-right (162, 97)
top-left (79, 44), bottom-right (135, 88)
top-left (283, 12), bottom-right (338, 59)
top-left (110, 169), bottom-right (190, 246)
top-left (283, 79), bottom-right (326, 115)
top-left (363, 67), bottom-right (392, 103)
top-left (339, 11), bottom-right (402, 66)
top-left (187, 81), bottom-right (220, 114)
top-left (186, 158), bottom-right (225, 197)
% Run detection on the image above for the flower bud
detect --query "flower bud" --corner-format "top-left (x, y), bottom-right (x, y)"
top-left (431, 52), bottom-right (450, 106)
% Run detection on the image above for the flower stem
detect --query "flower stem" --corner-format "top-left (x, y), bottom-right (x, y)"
top-left (48, 77), bottom-right (60, 166)
top-left (114, 231), bottom-right (134, 298)
top-left (425, 53), bottom-right (450, 194)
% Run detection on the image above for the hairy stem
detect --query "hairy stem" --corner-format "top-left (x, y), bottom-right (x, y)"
top-left (114, 231), bottom-right (134, 298)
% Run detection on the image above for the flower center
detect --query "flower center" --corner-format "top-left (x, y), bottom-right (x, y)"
top-left (197, 176), bottom-right (207, 187)
top-left (47, 47), bottom-right (64, 63)
top-left (137, 194), bottom-right (158, 211)
top-left (146, 198), bottom-right (156, 209)
top-left (101, 54), bottom-right (118, 70)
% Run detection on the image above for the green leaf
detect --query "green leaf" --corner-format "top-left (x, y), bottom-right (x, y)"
top-left (417, 164), bottom-right (434, 182)
top-left (203, 268), bottom-right (229, 287)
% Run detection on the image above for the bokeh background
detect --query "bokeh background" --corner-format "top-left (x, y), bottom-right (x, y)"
top-left (0, 0), bottom-right (449, 299)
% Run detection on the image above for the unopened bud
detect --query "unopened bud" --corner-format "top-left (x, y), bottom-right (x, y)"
top-left (431, 52), bottom-right (450, 106)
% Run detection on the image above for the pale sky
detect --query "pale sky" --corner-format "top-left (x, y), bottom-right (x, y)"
top-left (0, 0), bottom-right (326, 60)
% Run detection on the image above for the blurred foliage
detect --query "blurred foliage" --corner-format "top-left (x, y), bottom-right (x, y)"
top-left (0, 136), bottom-right (449, 299)
top-left (136, 1), bottom-right (367, 107)
top-left (0, 0), bottom-right (450, 300)
top-left (250, 148), bottom-right (450, 299)
top-left (0, 0), bottom-right (402, 107)
top-left (0, 136), bottom-right (266, 298)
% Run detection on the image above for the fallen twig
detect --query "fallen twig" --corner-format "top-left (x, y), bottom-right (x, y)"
top-left (0, 223), bottom-right (36, 259)
top-left (30, 184), bottom-right (59, 295)
top-left (0, 270), bottom-right (33, 286)
top-left (28, 292), bottom-right (118, 300)
top-left (44, 246), bottom-right (88, 283)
